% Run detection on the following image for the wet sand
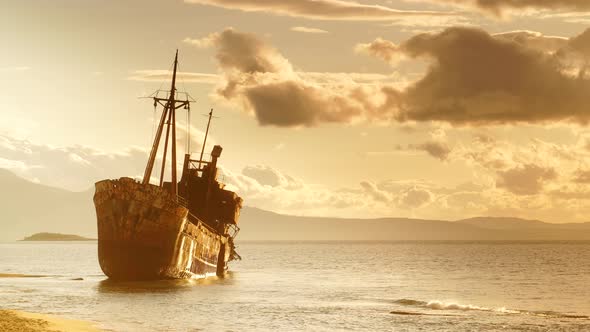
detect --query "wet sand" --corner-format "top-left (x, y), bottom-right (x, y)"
top-left (0, 310), bottom-right (102, 332)
top-left (0, 273), bottom-right (47, 278)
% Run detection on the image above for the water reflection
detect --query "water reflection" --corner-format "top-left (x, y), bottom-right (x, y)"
top-left (96, 272), bottom-right (236, 294)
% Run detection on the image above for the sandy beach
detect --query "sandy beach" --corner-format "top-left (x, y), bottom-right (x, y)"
top-left (0, 310), bottom-right (102, 332)
top-left (0, 273), bottom-right (101, 331)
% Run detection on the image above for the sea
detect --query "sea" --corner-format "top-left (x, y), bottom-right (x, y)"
top-left (1, 241), bottom-right (589, 331)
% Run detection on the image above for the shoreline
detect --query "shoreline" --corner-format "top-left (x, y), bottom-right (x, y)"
top-left (0, 310), bottom-right (103, 332)
top-left (0, 273), bottom-right (47, 278)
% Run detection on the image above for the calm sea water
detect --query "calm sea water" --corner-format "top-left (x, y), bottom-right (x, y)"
top-left (0, 241), bottom-right (589, 331)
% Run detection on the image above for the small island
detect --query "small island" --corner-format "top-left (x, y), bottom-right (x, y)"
top-left (21, 232), bottom-right (96, 241)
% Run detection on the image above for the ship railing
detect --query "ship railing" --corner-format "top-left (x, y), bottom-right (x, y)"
top-left (173, 195), bottom-right (220, 235)
top-left (188, 159), bottom-right (210, 169)
top-left (186, 211), bottom-right (218, 234)
top-left (227, 224), bottom-right (240, 238)
top-left (176, 195), bottom-right (188, 208)
top-left (188, 152), bottom-right (215, 168)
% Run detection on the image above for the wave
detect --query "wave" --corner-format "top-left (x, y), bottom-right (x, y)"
top-left (389, 310), bottom-right (462, 317)
top-left (394, 299), bottom-right (509, 313)
top-left (530, 310), bottom-right (590, 319)
top-left (393, 299), bottom-right (427, 307)
top-left (393, 298), bottom-right (588, 319)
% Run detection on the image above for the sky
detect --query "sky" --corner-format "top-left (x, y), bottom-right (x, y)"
top-left (1, 0), bottom-right (590, 222)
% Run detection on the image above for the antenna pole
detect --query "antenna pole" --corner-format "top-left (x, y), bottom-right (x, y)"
top-left (187, 107), bottom-right (191, 154)
top-left (198, 109), bottom-right (213, 169)
top-left (170, 50), bottom-right (179, 199)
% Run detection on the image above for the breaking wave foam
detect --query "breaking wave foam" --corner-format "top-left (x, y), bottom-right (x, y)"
top-left (393, 299), bottom-right (588, 319)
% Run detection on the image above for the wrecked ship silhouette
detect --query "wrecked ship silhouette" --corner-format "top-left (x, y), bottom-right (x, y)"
top-left (93, 51), bottom-right (243, 280)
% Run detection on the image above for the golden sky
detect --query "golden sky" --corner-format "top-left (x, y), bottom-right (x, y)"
top-left (1, 0), bottom-right (590, 222)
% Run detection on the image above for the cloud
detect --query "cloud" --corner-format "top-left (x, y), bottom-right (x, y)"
top-left (433, 0), bottom-right (590, 16)
top-left (193, 28), bottom-right (385, 127)
top-left (493, 30), bottom-right (569, 53)
top-left (223, 164), bottom-right (475, 216)
top-left (290, 26), bottom-right (329, 34)
top-left (128, 70), bottom-right (220, 84)
top-left (549, 187), bottom-right (590, 201)
top-left (136, 71), bottom-right (397, 89)
top-left (242, 165), bottom-right (283, 187)
top-left (0, 135), bottom-right (390, 217)
top-left (360, 181), bottom-right (391, 203)
top-left (184, 0), bottom-right (453, 21)
top-left (183, 36), bottom-right (216, 48)
top-left (0, 125), bottom-right (208, 191)
top-left (378, 179), bottom-right (501, 218)
top-left (496, 164), bottom-right (557, 195)
top-left (3, 131), bottom-right (590, 221)
top-left (242, 80), bottom-right (368, 126)
top-left (296, 72), bottom-right (402, 87)
top-left (413, 128), bottom-right (453, 161)
top-left (204, 28), bottom-right (292, 76)
top-left (223, 165), bottom-right (389, 216)
top-left (572, 169), bottom-right (590, 183)
top-left (192, 27), bottom-right (590, 127)
top-left (1, 133), bottom-right (393, 217)
top-left (223, 165), bottom-right (472, 216)
top-left (448, 131), bottom-right (590, 204)
top-left (540, 12), bottom-right (590, 25)
top-left (384, 128), bottom-right (454, 161)
top-left (411, 141), bottom-right (453, 161)
top-left (0, 135), bottom-right (148, 191)
top-left (459, 132), bottom-right (590, 173)
top-left (397, 186), bottom-right (434, 209)
top-left (567, 28), bottom-right (590, 58)
top-left (355, 38), bottom-right (400, 64)
top-left (367, 129), bottom-right (590, 220)
top-left (0, 157), bottom-right (29, 171)
top-left (364, 27), bottom-right (590, 125)
top-left (242, 165), bottom-right (302, 189)
top-left (382, 14), bottom-right (477, 32)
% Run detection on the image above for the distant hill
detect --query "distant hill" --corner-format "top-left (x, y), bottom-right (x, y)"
top-left (0, 169), bottom-right (96, 242)
top-left (21, 232), bottom-right (95, 241)
top-left (457, 216), bottom-right (550, 230)
top-left (238, 207), bottom-right (590, 241)
top-left (1, 169), bottom-right (589, 242)
top-left (457, 217), bottom-right (590, 231)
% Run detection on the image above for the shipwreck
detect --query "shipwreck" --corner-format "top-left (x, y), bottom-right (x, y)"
top-left (93, 51), bottom-right (243, 280)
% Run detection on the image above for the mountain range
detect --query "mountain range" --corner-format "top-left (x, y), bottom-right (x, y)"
top-left (1, 169), bottom-right (589, 242)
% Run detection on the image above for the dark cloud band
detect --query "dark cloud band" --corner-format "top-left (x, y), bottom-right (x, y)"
top-left (434, 0), bottom-right (590, 16)
top-left (195, 27), bottom-right (590, 127)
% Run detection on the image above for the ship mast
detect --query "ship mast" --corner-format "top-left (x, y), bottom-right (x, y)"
top-left (198, 109), bottom-right (214, 170)
top-left (142, 50), bottom-right (191, 201)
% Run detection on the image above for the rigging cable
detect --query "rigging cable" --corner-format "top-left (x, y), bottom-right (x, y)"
top-left (177, 59), bottom-right (194, 156)
top-left (178, 60), bottom-right (190, 155)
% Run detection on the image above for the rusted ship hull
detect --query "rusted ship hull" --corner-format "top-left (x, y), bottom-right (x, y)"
top-left (94, 177), bottom-right (230, 280)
